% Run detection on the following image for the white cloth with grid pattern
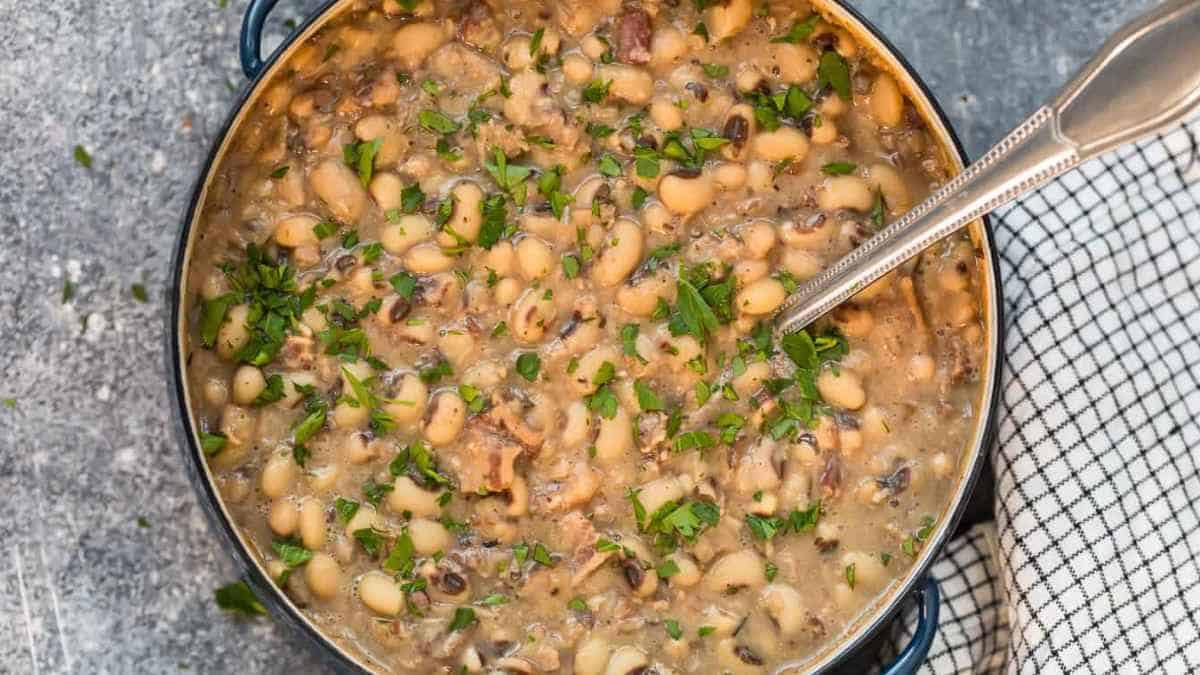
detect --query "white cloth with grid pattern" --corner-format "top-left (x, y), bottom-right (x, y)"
top-left (878, 120), bottom-right (1200, 674)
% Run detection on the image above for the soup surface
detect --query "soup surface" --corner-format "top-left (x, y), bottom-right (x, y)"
top-left (183, 0), bottom-right (987, 672)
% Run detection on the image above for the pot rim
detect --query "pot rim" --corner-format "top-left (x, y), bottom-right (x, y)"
top-left (167, 2), bottom-right (1005, 672)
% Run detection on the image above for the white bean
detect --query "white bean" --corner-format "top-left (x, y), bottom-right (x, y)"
top-left (392, 22), bottom-right (448, 69)
top-left (515, 236), bottom-right (555, 281)
top-left (261, 454), bottom-right (295, 498)
top-left (423, 391), bottom-right (466, 446)
top-left (359, 571), bottom-right (403, 615)
top-left (871, 73), bottom-right (904, 127)
top-left (593, 406), bottom-right (633, 463)
top-left (736, 277), bottom-right (787, 315)
top-left (753, 127), bottom-right (809, 162)
top-left (816, 367), bottom-right (866, 410)
top-left (658, 172), bottom-right (715, 216)
top-left (817, 175), bottom-right (874, 212)
top-left (448, 181), bottom-right (484, 242)
top-left (299, 497), bottom-right (327, 550)
top-left (216, 304), bottom-right (251, 360)
top-left (268, 498), bottom-right (298, 536)
top-left (273, 214), bottom-right (320, 248)
top-left (604, 646), bottom-right (649, 675)
top-left (703, 549), bottom-right (767, 592)
top-left (574, 637), bottom-right (611, 675)
top-left (369, 172), bottom-right (405, 211)
top-left (381, 214), bottom-right (434, 254)
top-left (591, 219), bottom-right (644, 287)
top-left (383, 373), bottom-right (428, 424)
top-left (404, 243), bottom-right (457, 273)
top-left (509, 286), bottom-right (558, 343)
top-left (563, 53), bottom-right (594, 84)
top-left (867, 163), bottom-right (912, 213)
top-left (650, 96), bottom-right (684, 131)
top-left (309, 159), bottom-right (368, 224)
top-left (651, 26), bottom-right (687, 66)
top-left (762, 583), bottom-right (806, 638)
top-left (305, 553), bottom-right (340, 600)
top-left (597, 64), bottom-right (654, 105)
top-left (769, 42), bottom-right (819, 84)
top-left (231, 365), bottom-right (266, 405)
top-left (706, 0), bottom-right (752, 41)
top-left (408, 518), bottom-right (452, 555)
top-left (561, 401), bottom-right (594, 449)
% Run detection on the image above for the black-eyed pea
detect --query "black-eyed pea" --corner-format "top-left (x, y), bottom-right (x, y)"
top-left (509, 287), bottom-right (557, 343)
top-left (515, 236), bottom-right (555, 281)
top-left (309, 159), bottom-right (368, 223)
top-left (840, 428), bottom-right (864, 454)
top-left (299, 498), bottom-right (326, 550)
top-left (666, 553), bottom-right (701, 587)
top-left (749, 492), bottom-right (779, 515)
top-left (819, 92), bottom-right (849, 118)
top-left (572, 346), bottom-right (621, 394)
top-left (305, 552), bottom-right (340, 600)
top-left (664, 333), bottom-right (704, 372)
top-left (340, 432), bottom-right (375, 464)
top-left (732, 360), bottom-right (771, 397)
top-left (832, 304), bottom-right (874, 338)
top-left (562, 53), bottom-right (593, 84)
top-left (333, 399), bottom-right (369, 430)
top-left (659, 172), bottom-right (715, 216)
top-left (735, 66), bottom-right (763, 93)
top-left (616, 270), bottom-right (674, 316)
top-left (273, 212), bottom-right (324, 249)
top-left (739, 220), bottom-right (777, 259)
top-left (230, 365), bottom-right (266, 405)
top-left (713, 162), bottom-right (747, 190)
top-left (703, 549), bottom-right (767, 592)
top-left (746, 160), bottom-right (775, 193)
top-left (447, 181), bottom-right (484, 242)
top-left (594, 407), bottom-right (633, 463)
top-left (732, 260), bottom-right (769, 286)
top-left (870, 73), bottom-right (904, 127)
top-left (650, 96), bottom-right (684, 131)
top-left (506, 475), bottom-right (529, 517)
top-left (591, 219), bottom-right (644, 287)
top-left (261, 454), bottom-right (295, 499)
top-left (493, 277), bottom-right (523, 306)
top-left (276, 166), bottom-right (307, 206)
top-left (438, 332), bottom-right (474, 372)
top-left (354, 115), bottom-right (409, 167)
top-left (752, 127), bottom-right (809, 162)
top-left (855, 271), bottom-right (895, 302)
top-left (639, 474), bottom-right (688, 516)
top-left (761, 583), bottom-right (806, 637)
top-left (769, 42), bottom-right (819, 84)
top-left (268, 498), bottom-right (299, 536)
top-left (383, 373), bottom-right (427, 424)
top-left (706, 0), bottom-right (752, 41)
top-left (948, 290), bottom-right (978, 325)
top-left (573, 637), bottom-right (611, 675)
top-left (346, 267), bottom-right (375, 295)
top-left (736, 277), bottom-right (787, 315)
top-left (720, 104), bottom-right (755, 162)
top-left (909, 353), bottom-right (936, 382)
top-left (842, 550), bottom-right (886, 591)
top-left (810, 117), bottom-right (839, 144)
top-left (381, 214), bottom-right (434, 254)
top-left (345, 504), bottom-right (379, 535)
top-left (561, 401), bottom-right (594, 449)
top-left (817, 175), bottom-right (874, 212)
top-left (598, 64), bottom-right (654, 105)
top-left (388, 476), bottom-right (442, 517)
top-left (216, 303), bottom-right (251, 360)
top-left (483, 240), bottom-right (515, 276)
top-left (359, 571), bottom-right (404, 615)
top-left (409, 518), bottom-right (452, 555)
top-left (651, 25), bottom-right (687, 66)
top-left (640, 201), bottom-right (673, 233)
top-left (580, 34), bottom-right (607, 60)
top-left (867, 162), bottom-right (912, 213)
top-left (404, 243), bottom-right (457, 273)
top-left (603, 646), bottom-right (649, 675)
top-left (203, 378), bottom-right (228, 407)
top-left (391, 22), bottom-right (449, 69)
top-left (816, 367), bottom-right (866, 410)
top-left (501, 35), bottom-right (535, 70)
top-left (423, 391), bottom-right (466, 446)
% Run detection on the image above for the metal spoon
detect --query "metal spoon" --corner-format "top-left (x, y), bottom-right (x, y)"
top-left (774, 0), bottom-right (1200, 336)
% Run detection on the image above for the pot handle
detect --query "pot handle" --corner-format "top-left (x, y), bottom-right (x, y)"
top-left (239, 0), bottom-right (283, 79)
top-left (878, 577), bottom-right (941, 675)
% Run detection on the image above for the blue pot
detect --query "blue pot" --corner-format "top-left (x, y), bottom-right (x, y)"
top-left (168, 1), bottom-right (1005, 671)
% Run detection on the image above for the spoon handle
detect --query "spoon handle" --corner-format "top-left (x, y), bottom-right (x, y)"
top-left (774, 0), bottom-right (1200, 337)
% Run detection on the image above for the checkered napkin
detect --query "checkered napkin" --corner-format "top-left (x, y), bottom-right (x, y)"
top-left (876, 118), bottom-right (1200, 674)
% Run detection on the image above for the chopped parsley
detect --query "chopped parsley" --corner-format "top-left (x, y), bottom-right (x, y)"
top-left (214, 581), bottom-right (265, 616)
top-left (73, 145), bottom-right (93, 168)
top-left (419, 109), bottom-right (460, 134)
top-left (447, 607), bottom-right (477, 632)
top-left (770, 15), bottom-right (819, 43)
top-left (817, 50), bottom-right (852, 100)
top-left (665, 619), bottom-right (683, 640)
top-left (581, 79), bottom-right (612, 104)
top-left (515, 352), bottom-right (541, 381)
top-left (199, 431), bottom-right (227, 456)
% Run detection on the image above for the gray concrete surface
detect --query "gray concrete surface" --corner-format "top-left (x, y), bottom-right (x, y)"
top-left (0, 0), bottom-right (1158, 672)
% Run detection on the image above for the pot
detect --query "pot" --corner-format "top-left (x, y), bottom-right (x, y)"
top-left (168, 1), bottom-right (1004, 672)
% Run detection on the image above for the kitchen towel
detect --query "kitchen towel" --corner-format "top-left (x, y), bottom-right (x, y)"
top-left (879, 118), bottom-right (1200, 674)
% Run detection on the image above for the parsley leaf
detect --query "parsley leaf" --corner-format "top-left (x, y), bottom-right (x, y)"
top-left (770, 15), bottom-right (819, 43)
top-left (419, 109), bottom-right (460, 134)
top-left (817, 50), bottom-right (852, 100)
top-left (821, 161), bottom-right (857, 175)
top-left (515, 352), bottom-right (541, 381)
top-left (214, 581), bottom-right (265, 616)
top-left (448, 607), bottom-right (477, 632)
top-left (582, 79), bottom-right (612, 103)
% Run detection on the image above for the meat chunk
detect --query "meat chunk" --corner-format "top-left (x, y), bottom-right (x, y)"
top-left (443, 428), bottom-right (523, 494)
top-left (615, 8), bottom-right (653, 64)
top-left (428, 42), bottom-right (502, 92)
top-left (458, 1), bottom-right (502, 51)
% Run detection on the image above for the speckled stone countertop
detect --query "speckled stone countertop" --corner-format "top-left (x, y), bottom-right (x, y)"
top-left (0, 1), bottom-right (1158, 672)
